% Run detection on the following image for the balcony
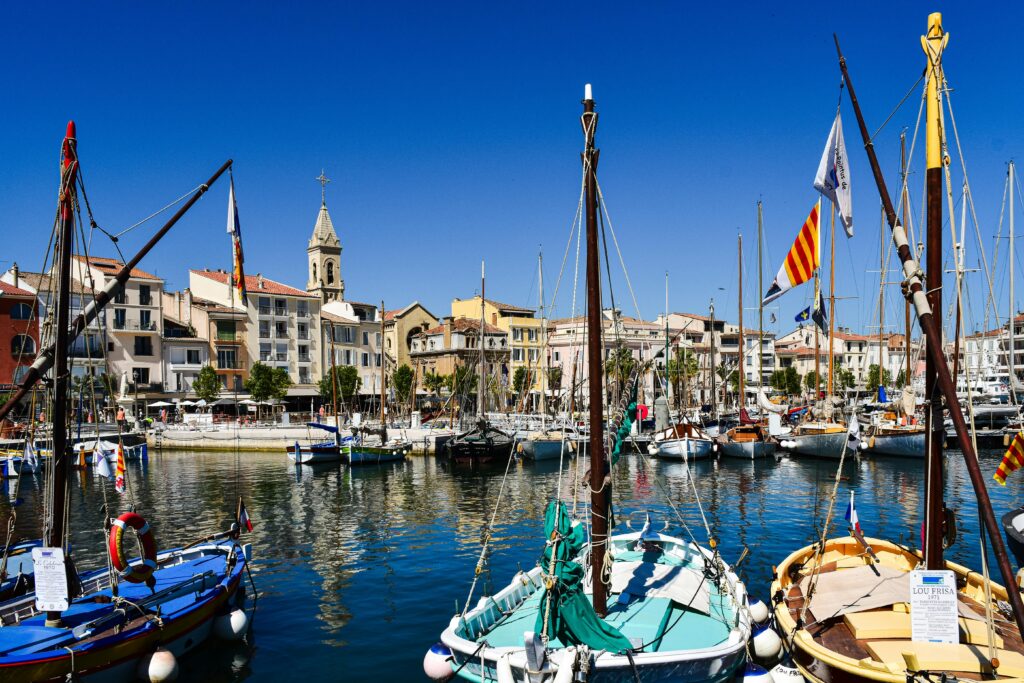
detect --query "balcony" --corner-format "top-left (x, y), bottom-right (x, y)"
top-left (164, 327), bottom-right (197, 339)
top-left (258, 306), bottom-right (272, 316)
top-left (215, 332), bottom-right (242, 344)
top-left (215, 359), bottom-right (241, 370)
top-left (298, 353), bottom-right (311, 363)
top-left (274, 307), bottom-right (288, 317)
top-left (296, 310), bottom-right (309, 319)
top-left (113, 320), bottom-right (158, 333)
top-left (126, 382), bottom-right (164, 393)
top-left (68, 341), bottom-right (104, 358)
top-left (297, 332), bottom-right (309, 341)
top-left (139, 294), bottom-right (153, 306)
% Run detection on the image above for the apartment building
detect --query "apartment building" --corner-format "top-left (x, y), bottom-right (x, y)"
top-left (451, 297), bottom-right (544, 391)
top-left (0, 281), bottom-right (39, 388)
top-left (321, 300), bottom-right (382, 399)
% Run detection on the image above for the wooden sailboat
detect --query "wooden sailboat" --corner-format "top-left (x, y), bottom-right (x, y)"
top-left (446, 264), bottom-right (515, 463)
top-left (523, 249), bottom-right (579, 461)
top-left (0, 124), bottom-right (252, 681)
top-left (429, 84), bottom-right (752, 683)
top-left (721, 205), bottom-right (777, 459)
top-left (862, 134), bottom-right (926, 458)
top-left (348, 301), bottom-right (411, 464)
top-left (772, 17), bottom-right (1024, 682)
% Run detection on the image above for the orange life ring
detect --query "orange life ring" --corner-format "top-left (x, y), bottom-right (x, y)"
top-left (108, 512), bottom-right (158, 583)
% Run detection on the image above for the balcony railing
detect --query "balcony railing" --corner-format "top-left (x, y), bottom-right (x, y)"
top-left (215, 359), bottom-right (241, 369)
top-left (296, 310), bottom-right (309, 319)
top-left (68, 342), bottom-right (104, 358)
top-left (258, 328), bottom-right (271, 339)
top-left (113, 320), bottom-right (158, 332)
top-left (164, 328), bottom-right (197, 339)
top-left (298, 354), bottom-right (311, 362)
top-left (258, 306), bottom-right (272, 315)
top-left (274, 307), bottom-right (288, 317)
top-left (216, 331), bottom-right (242, 342)
top-left (297, 332), bottom-right (309, 340)
top-left (139, 295), bottom-right (153, 306)
top-left (259, 353), bottom-right (288, 363)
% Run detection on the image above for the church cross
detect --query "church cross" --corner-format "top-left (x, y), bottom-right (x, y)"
top-left (316, 170), bottom-right (331, 206)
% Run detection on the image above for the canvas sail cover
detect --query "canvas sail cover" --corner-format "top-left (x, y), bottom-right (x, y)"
top-left (534, 501), bottom-right (632, 652)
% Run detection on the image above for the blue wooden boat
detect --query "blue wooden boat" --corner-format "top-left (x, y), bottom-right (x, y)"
top-left (287, 423), bottom-right (351, 464)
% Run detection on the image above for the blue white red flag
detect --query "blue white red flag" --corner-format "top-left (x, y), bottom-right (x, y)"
top-left (227, 177), bottom-right (248, 306)
top-left (845, 490), bottom-right (862, 535)
top-left (239, 499), bottom-right (254, 533)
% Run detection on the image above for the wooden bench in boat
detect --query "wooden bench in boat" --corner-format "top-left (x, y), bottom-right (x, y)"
top-left (843, 611), bottom-right (1003, 647)
top-left (863, 640), bottom-right (1024, 677)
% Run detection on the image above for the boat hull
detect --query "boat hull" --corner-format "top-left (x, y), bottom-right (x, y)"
top-left (287, 442), bottom-right (348, 464)
top-left (1003, 507), bottom-right (1024, 569)
top-left (348, 443), bottom-right (409, 465)
top-left (864, 430), bottom-right (924, 458)
top-left (784, 430), bottom-right (848, 459)
top-left (718, 439), bottom-right (775, 459)
top-left (653, 436), bottom-right (714, 461)
top-left (520, 437), bottom-right (573, 461)
top-left (447, 434), bottom-right (514, 462)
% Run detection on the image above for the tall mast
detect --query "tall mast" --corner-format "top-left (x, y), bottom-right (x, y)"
top-left (757, 202), bottom-right (764, 403)
top-left (479, 262), bottom-right (486, 418)
top-left (901, 132), bottom-right (912, 385)
top-left (879, 205), bottom-right (886, 399)
top-left (827, 203), bottom-right (837, 397)
top-left (738, 235), bottom-right (745, 408)
top-left (710, 301), bottom-right (717, 419)
top-left (582, 84), bottom-right (609, 616)
top-left (836, 22), bottom-right (1024, 637)
top-left (380, 300), bottom-right (386, 426)
top-left (539, 249), bottom-right (547, 420)
top-left (1010, 161), bottom-right (1016, 400)
top-left (46, 122), bottom-right (79, 627)
top-left (330, 322), bottom-right (341, 435)
top-left (922, 12), bottom-right (946, 570)
top-left (665, 272), bottom-right (670, 406)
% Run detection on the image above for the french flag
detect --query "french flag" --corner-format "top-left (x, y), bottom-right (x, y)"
top-left (845, 490), bottom-right (862, 535)
top-left (239, 499), bottom-right (254, 533)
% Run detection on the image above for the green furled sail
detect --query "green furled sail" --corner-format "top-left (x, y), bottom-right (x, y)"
top-left (534, 500), bottom-right (633, 652)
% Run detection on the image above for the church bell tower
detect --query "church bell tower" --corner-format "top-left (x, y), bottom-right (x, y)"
top-left (307, 170), bottom-right (344, 303)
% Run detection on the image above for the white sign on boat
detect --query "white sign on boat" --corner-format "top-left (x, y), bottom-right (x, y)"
top-left (910, 569), bottom-right (958, 643)
top-left (32, 547), bottom-right (69, 612)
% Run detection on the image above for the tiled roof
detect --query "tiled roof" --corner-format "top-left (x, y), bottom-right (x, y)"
top-left (14, 271), bottom-right (95, 296)
top-left (484, 298), bottom-right (534, 314)
top-left (421, 318), bottom-right (503, 336)
top-left (191, 270), bottom-right (315, 298)
top-left (74, 254), bottom-right (161, 281)
top-left (833, 331), bottom-right (871, 342)
top-left (0, 281), bottom-right (36, 298)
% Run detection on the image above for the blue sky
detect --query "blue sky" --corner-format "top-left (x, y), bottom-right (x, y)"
top-left (1, 2), bottom-right (1021, 338)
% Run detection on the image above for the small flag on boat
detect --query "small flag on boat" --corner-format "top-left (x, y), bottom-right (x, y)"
top-left (994, 430), bottom-right (1024, 485)
top-left (114, 441), bottom-right (126, 493)
top-left (96, 445), bottom-right (113, 480)
top-left (813, 112), bottom-right (853, 237)
top-left (846, 413), bottom-right (861, 453)
top-left (227, 176), bottom-right (248, 306)
top-left (23, 440), bottom-right (37, 469)
top-left (238, 499), bottom-right (254, 533)
top-left (794, 291), bottom-right (828, 336)
top-left (845, 490), bottom-right (862, 534)
top-left (762, 201), bottom-right (820, 305)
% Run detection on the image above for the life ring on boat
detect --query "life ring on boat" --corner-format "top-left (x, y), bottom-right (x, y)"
top-left (108, 512), bottom-right (158, 583)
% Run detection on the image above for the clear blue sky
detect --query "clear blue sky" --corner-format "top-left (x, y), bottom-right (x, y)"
top-left (2, 2), bottom-right (1021, 338)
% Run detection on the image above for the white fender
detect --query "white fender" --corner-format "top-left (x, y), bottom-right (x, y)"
top-left (214, 608), bottom-right (249, 641)
top-left (743, 661), bottom-right (773, 683)
top-left (770, 657), bottom-right (803, 683)
top-left (752, 624), bottom-right (783, 660)
top-left (553, 646), bottom-right (576, 683)
top-left (497, 653), bottom-right (515, 683)
top-left (423, 642), bottom-right (454, 681)
top-left (137, 648), bottom-right (178, 683)
top-left (747, 597), bottom-right (770, 624)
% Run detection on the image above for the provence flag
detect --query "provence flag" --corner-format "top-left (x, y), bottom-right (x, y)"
top-left (227, 177), bottom-right (248, 306)
top-left (763, 200), bottom-right (821, 305)
top-left (115, 441), bottom-right (126, 494)
top-left (794, 291), bottom-right (828, 336)
top-left (994, 430), bottom-right (1024, 485)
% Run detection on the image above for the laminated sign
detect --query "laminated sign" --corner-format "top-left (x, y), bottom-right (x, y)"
top-left (32, 547), bottom-right (69, 613)
top-left (910, 569), bottom-right (958, 643)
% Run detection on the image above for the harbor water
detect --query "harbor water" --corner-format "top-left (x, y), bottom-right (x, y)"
top-left (6, 448), bottom-right (1024, 681)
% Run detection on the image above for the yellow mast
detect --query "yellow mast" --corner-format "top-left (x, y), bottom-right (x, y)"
top-left (827, 203), bottom-right (836, 396)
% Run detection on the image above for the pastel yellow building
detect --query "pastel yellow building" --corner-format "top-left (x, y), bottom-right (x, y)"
top-left (450, 297), bottom-right (546, 392)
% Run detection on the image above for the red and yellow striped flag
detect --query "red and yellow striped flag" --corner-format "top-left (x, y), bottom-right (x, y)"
top-left (995, 431), bottom-right (1024, 485)
top-left (762, 200), bottom-right (821, 305)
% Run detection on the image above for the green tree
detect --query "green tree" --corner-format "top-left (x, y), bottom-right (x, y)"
top-left (319, 365), bottom-right (361, 403)
top-left (245, 362), bottom-right (292, 403)
top-left (866, 364), bottom-right (892, 392)
top-left (547, 367), bottom-right (562, 391)
top-left (832, 359), bottom-right (855, 391)
top-left (392, 364), bottom-right (414, 404)
top-left (805, 370), bottom-right (820, 392)
top-left (448, 365), bottom-right (478, 396)
top-left (192, 364), bottom-right (221, 403)
top-left (423, 371), bottom-right (447, 394)
top-left (771, 367), bottom-right (802, 395)
top-left (512, 366), bottom-right (529, 396)
top-left (605, 345), bottom-right (636, 385)
top-left (895, 368), bottom-right (907, 388)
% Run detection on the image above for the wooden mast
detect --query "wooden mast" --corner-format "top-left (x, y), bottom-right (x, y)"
top-left (922, 12), bottom-right (946, 570)
top-left (1010, 161), bottom-right (1017, 401)
top-left (539, 249), bottom-right (547, 420)
top-left (479, 262), bottom-right (487, 419)
top-left (757, 202), bottom-right (764, 406)
top-left (709, 301), bottom-right (717, 419)
top-left (738, 235), bottom-right (745, 410)
top-left (46, 122), bottom-right (80, 626)
top-left (835, 19), bottom-right (1024, 639)
top-left (582, 84), bottom-right (609, 616)
top-left (329, 322), bottom-right (341, 436)
top-left (901, 132), bottom-right (912, 386)
top-left (380, 300), bottom-right (386, 427)
top-left (827, 203), bottom-right (837, 396)
top-left (879, 206), bottom-right (886, 399)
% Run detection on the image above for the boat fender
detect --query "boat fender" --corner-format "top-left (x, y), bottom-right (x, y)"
top-left (747, 596), bottom-right (770, 624)
top-left (647, 444), bottom-right (658, 455)
top-left (214, 607), bottom-right (249, 641)
top-left (109, 512), bottom-right (158, 584)
top-left (516, 442), bottom-right (524, 454)
top-left (743, 661), bottom-right (773, 683)
top-left (769, 655), bottom-right (802, 683)
top-left (1017, 567), bottom-right (1024, 589)
top-left (423, 642), bottom-right (454, 681)
top-left (752, 624), bottom-right (783, 660)
top-left (137, 647), bottom-right (178, 683)
top-left (868, 436), bottom-right (875, 449)
top-left (497, 652), bottom-right (516, 683)
top-left (552, 646), bottom-right (575, 683)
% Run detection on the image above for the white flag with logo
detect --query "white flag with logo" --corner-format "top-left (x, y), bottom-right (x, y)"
top-left (846, 412), bottom-right (861, 454)
top-left (814, 112), bottom-right (853, 237)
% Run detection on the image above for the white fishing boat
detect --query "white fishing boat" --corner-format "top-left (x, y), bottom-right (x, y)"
top-left (651, 422), bottom-right (714, 461)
